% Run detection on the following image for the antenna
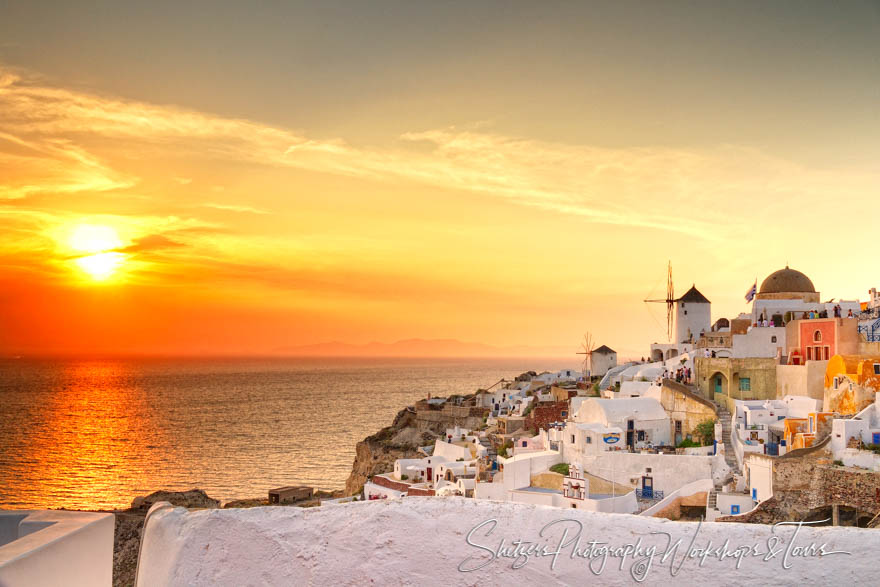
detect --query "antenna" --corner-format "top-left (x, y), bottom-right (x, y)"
top-left (644, 261), bottom-right (674, 342)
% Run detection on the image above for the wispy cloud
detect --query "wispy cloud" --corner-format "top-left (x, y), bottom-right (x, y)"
top-left (201, 202), bottom-right (270, 215)
top-left (3, 64), bottom-right (878, 249)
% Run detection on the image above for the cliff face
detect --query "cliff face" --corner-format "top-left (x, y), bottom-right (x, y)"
top-left (344, 395), bottom-right (490, 496)
top-left (344, 407), bottom-right (434, 495)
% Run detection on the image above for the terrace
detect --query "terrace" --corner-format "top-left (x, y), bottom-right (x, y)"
top-left (0, 509), bottom-right (114, 586)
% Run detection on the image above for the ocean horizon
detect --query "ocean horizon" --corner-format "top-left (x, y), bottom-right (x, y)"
top-left (0, 356), bottom-right (574, 510)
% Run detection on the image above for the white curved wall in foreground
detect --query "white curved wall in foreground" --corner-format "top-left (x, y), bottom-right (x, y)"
top-left (138, 498), bottom-right (876, 586)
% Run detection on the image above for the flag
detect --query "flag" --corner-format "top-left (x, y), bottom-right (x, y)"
top-left (745, 281), bottom-right (757, 302)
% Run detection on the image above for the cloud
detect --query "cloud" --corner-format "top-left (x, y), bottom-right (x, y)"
top-left (201, 202), bottom-right (269, 215)
top-left (117, 234), bottom-right (186, 253)
top-left (2, 63), bottom-right (877, 248)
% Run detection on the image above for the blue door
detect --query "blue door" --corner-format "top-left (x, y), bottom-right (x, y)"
top-left (752, 488), bottom-right (757, 501)
top-left (731, 505), bottom-right (740, 515)
top-left (873, 433), bottom-right (880, 444)
top-left (641, 476), bottom-right (653, 499)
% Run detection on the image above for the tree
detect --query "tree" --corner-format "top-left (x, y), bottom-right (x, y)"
top-left (695, 418), bottom-right (716, 446)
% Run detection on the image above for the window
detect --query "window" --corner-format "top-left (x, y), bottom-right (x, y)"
top-left (833, 377), bottom-right (839, 390)
top-left (806, 347), bottom-right (813, 361)
top-left (637, 430), bottom-right (645, 441)
top-left (684, 310), bottom-right (688, 315)
top-left (561, 411), bottom-right (568, 418)
top-left (771, 336), bottom-right (777, 343)
top-left (874, 363), bottom-right (880, 375)
top-left (570, 434), bottom-right (575, 444)
top-left (813, 330), bottom-right (822, 342)
top-left (731, 504), bottom-right (740, 515)
top-left (585, 436), bottom-right (592, 444)
top-left (824, 346), bottom-right (830, 360)
top-left (739, 377), bottom-right (751, 391)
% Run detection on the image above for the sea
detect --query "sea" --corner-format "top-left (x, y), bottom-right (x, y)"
top-left (0, 356), bottom-right (572, 510)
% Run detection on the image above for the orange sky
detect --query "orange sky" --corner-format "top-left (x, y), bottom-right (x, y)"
top-left (2, 3), bottom-right (880, 358)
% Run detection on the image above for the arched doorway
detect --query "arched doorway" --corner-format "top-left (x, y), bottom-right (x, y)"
top-left (651, 349), bottom-right (664, 362)
top-left (665, 348), bottom-right (679, 360)
top-left (709, 371), bottom-right (728, 397)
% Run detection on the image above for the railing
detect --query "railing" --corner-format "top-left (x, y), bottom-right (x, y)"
top-left (858, 318), bottom-right (880, 342)
top-left (635, 489), bottom-right (664, 500)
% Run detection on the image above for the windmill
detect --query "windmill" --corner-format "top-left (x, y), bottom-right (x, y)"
top-left (576, 333), bottom-right (595, 381)
top-left (644, 260), bottom-right (675, 343)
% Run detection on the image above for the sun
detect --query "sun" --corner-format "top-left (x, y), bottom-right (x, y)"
top-left (74, 252), bottom-right (126, 281)
top-left (69, 224), bottom-right (126, 281)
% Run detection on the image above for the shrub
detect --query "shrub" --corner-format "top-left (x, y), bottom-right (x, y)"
top-left (695, 418), bottom-right (717, 446)
top-left (496, 440), bottom-right (514, 458)
top-left (833, 460), bottom-right (844, 467)
top-left (677, 439), bottom-right (701, 448)
top-left (400, 474), bottom-right (408, 480)
top-left (550, 463), bottom-right (570, 476)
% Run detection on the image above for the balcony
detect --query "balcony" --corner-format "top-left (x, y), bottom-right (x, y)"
top-left (0, 509), bottom-right (114, 586)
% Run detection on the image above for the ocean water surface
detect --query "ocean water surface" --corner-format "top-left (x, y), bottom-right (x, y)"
top-left (0, 356), bottom-right (570, 509)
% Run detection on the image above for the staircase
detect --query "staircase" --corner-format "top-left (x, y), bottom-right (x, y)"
top-left (479, 437), bottom-right (497, 460)
top-left (716, 405), bottom-right (737, 469)
top-left (707, 489), bottom-right (717, 510)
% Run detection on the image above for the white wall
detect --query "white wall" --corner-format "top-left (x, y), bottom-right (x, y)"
top-left (497, 451), bottom-right (561, 491)
top-left (745, 455), bottom-right (773, 502)
top-left (732, 327), bottom-right (785, 358)
top-left (0, 510), bottom-right (113, 587)
top-left (716, 493), bottom-right (756, 517)
top-left (433, 440), bottom-right (473, 461)
top-left (618, 380), bottom-right (653, 397)
top-left (364, 481), bottom-right (405, 500)
top-left (136, 498), bottom-right (880, 585)
top-left (579, 452), bottom-right (724, 495)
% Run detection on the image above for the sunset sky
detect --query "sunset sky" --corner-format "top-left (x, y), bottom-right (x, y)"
top-left (2, 1), bottom-right (880, 357)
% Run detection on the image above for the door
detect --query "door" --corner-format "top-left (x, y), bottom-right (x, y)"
top-left (674, 421), bottom-right (682, 445)
top-left (627, 420), bottom-right (635, 450)
top-left (714, 376), bottom-right (722, 394)
top-left (641, 476), bottom-right (653, 499)
top-left (873, 433), bottom-right (880, 444)
top-left (426, 467), bottom-right (432, 482)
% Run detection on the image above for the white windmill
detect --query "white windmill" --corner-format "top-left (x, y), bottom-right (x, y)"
top-left (576, 333), bottom-right (595, 381)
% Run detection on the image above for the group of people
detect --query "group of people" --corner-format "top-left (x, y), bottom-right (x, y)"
top-left (829, 304), bottom-right (855, 318)
top-left (803, 306), bottom-right (855, 319)
top-left (662, 366), bottom-right (692, 385)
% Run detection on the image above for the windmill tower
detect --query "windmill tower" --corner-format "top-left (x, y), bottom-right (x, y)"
top-left (576, 333), bottom-right (595, 381)
top-left (644, 260), bottom-right (675, 343)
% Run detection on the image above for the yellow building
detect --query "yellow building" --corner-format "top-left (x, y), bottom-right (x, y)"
top-left (783, 418), bottom-right (809, 447)
top-left (823, 355), bottom-right (880, 415)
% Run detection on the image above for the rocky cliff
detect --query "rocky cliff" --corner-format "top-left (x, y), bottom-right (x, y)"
top-left (344, 395), bottom-right (489, 495)
top-left (344, 407), bottom-right (435, 495)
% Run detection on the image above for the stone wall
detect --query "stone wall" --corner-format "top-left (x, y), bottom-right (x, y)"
top-left (655, 379), bottom-right (717, 440)
top-left (720, 439), bottom-right (880, 524)
top-left (525, 401), bottom-right (569, 432)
